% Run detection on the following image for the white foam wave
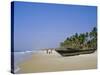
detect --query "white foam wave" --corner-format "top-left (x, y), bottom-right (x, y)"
top-left (15, 50), bottom-right (34, 54)
top-left (14, 66), bottom-right (20, 73)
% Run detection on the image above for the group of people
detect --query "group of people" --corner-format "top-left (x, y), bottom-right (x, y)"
top-left (46, 49), bottom-right (53, 54)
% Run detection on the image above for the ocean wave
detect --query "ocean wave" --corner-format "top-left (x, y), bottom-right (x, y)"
top-left (14, 50), bottom-right (34, 54)
top-left (14, 66), bottom-right (20, 73)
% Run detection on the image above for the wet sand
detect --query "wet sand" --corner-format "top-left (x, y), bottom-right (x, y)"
top-left (16, 50), bottom-right (97, 74)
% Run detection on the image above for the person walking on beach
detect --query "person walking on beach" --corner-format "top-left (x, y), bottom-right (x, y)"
top-left (46, 49), bottom-right (48, 54)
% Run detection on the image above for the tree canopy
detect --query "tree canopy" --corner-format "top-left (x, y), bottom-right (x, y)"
top-left (60, 27), bottom-right (97, 50)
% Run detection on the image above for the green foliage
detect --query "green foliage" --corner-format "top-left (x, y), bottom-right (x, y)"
top-left (60, 27), bottom-right (97, 50)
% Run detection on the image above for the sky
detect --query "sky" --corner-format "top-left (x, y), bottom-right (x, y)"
top-left (13, 1), bottom-right (97, 51)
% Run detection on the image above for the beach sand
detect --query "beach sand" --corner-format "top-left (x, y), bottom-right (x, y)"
top-left (16, 50), bottom-right (97, 74)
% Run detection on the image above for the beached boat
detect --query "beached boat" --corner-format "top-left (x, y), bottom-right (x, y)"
top-left (55, 48), bottom-right (96, 56)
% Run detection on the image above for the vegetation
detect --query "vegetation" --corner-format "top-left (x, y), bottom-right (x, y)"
top-left (60, 27), bottom-right (97, 50)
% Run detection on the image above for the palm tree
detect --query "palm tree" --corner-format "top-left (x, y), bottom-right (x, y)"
top-left (83, 32), bottom-right (89, 49)
top-left (78, 33), bottom-right (86, 49)
top-left (89, 27), bottom-right (97, 49)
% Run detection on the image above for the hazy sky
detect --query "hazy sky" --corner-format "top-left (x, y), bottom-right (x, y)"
top-left (13, 1), bottom-right (97, 51)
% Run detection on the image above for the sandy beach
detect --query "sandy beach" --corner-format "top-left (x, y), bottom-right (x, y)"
top-left (16, 50), bottom-right (97, 74)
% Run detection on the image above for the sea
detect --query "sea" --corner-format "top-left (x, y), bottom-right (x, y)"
top-left (13, 50), bottom-right (39, 73)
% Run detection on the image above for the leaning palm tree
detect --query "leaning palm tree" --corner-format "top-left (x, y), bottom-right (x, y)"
top-left (78, 33), bottom-right (86, 49)
top-left (89, 27), bottom-right (97, 49)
